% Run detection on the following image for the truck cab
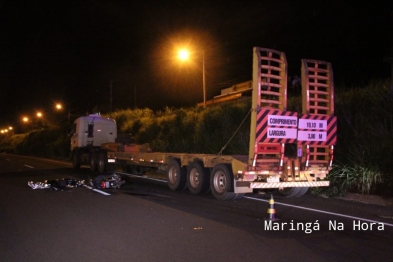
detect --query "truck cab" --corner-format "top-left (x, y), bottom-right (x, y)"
top-left (70, 114), bottom-right (117, 172)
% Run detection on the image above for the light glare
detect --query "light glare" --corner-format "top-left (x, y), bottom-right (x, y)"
top-left (178, 49), bottom-right (189, 60)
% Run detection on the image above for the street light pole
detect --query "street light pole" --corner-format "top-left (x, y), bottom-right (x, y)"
top-left (110, 80), bottom-right (113, 116)
top-left (202, 50), bottom-right (206, 107)
top-left (178, 48), bottom-right (207, 107)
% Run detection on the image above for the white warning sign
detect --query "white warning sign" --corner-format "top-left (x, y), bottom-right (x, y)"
top-left (267, 128), bottom-right (298, 139)
top-left (297, 131), bottom-right (326, 141)
top-left (298, 119), bottom-right (327, 130)
top-left (268, 115), bottom-right (297, 127)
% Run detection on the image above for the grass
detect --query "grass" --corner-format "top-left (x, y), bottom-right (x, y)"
top-left (326, 164), bottom-right (382, 195)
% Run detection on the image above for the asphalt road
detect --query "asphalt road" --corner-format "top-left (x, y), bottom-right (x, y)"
top-left (1, 153), bottom-right (392, 261)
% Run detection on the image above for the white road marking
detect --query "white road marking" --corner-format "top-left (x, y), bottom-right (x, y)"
top-left (83, 185), bottom-right (111, 196)
top-left (116, 172), bottom-right (393, 227)
top-left (245, 196), bottom-right (393, 227)
top-left (24, 165), bottom-right (34, 169)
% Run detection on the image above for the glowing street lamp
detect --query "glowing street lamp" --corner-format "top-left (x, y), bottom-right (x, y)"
top-left (22, 117), bottom-right (29, 123)
top-left (177, 48), bottom-right (206, 107)
top-left (36, 112), bottom-right (43, 118)
top-left (55, 102), bottom-right (71, 123)
top-left (178, 49), bottom-right (189, 60)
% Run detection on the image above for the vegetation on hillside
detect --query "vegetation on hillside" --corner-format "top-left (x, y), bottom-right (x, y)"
top-left (328, 80), bottom-right (393, 195)
top-left (110, 102), bottom-right (251, 155)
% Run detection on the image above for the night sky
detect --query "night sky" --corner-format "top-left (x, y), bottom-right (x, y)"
top-left (1, 1), bottom-right (392, 128)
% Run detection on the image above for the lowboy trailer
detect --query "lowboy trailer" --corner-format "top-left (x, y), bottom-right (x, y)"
top-left (70, 47), bottom-right (337, 200)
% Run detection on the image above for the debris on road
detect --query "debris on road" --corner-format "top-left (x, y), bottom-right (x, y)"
top-left (28, 178), bottom-right (85, 190)
top-left (28, 173), bottom-right (125, 193)
top-left (90, 173), bottom-right (125, 189)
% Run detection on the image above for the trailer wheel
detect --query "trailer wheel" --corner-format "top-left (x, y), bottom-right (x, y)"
top-left (97, 152), bottom-right (107, 173)
top-left (295, 187), bottom-right (309, 197)
top-left (277, 187), bottom-right (308, 197)
top-left (210, 164), bottom-right (235, 201)
top-left (90, 153), bottom-right (97, 172)
top-left (167, 159), bottom-right (187, 191)
top-left (72, 151), bottom-right (81, 169)
top-left (187, 161), bottom-right (210, 195)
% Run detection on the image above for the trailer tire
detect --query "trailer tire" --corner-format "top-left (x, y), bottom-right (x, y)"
top-left (187, 161), bottom-right (210, 195)
top-left (90, 153), bottom-right (97, 172)
top-left (97, 152), bottom-right (107, 173)
top-left (278, 187), bottom-right (308, 198)
top-left (210, 164), bottom-right (235, 201)
top-left (167, 159), bottom-right (187, 191)
top-left (72, 151), bottom-right (81, 170)
top-left (295, 187), bottom-right (309, 197)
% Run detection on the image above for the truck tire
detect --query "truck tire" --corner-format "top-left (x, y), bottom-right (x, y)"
top-left (72, 151), bottom-right (81, 169)
top-left (295, 187), bottom-right (309, 197)
top-left (97, 152), bottom-right (107, 173)
top-left (187, 161), bottom-right (210, 195)
top-left (210, 164), bottom-right (235, 201)
top-left (167, 159), bottom-right (187, 191)
top-left (90, 153), bottom-right (97, 172)
top-left (277, 187), bottom-right (308, 197)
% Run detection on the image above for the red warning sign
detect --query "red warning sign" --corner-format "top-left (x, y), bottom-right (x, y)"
top-left (255, 142), bottom-right (281, 154)
top-left (256, 108), bottom-right (298, 143)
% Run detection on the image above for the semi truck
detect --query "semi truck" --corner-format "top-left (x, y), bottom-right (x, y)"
top-left (70, 47), bottom-right (337, 200)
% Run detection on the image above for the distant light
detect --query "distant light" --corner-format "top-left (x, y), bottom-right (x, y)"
top-left (178, 49), bottom-right (189, 60)
top-left (56, 103), bottom-right (62, 110)
top-left (8, 126), bottom-right (12, 130)
top-left (36, 112), bottom-right (42, 118)
top-left (23, 117), bottom-right (29, 122)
